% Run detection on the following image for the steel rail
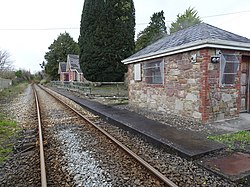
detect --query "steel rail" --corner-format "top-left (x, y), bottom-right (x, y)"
top-left (39, 85), bottom-right (178, 187)
top-left (33, 86), bottom-right (47, 187)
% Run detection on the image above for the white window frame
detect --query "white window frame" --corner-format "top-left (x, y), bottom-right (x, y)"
top-left (143, 59), bottom-right (164, 85)
top-left (134, 63), bottom-right (141, 81)
top-left (219, 53), bottom-right (239, 87)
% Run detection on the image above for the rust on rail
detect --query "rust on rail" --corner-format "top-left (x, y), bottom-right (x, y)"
top-left (33, 85), bottom-right (47, 187)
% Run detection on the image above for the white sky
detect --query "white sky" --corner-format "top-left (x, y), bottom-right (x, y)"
top-left (0, 0), bottom-right (250, 73)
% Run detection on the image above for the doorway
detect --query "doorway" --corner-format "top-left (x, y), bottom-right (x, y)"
top-left (65, 73), bottom-right (69, 81)
top-left (241, 56), bottom-right (250, 112)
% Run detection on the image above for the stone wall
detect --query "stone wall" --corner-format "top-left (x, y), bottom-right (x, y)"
top-left (128, 48), bottom-right (249, 123)
top-left (206, 50), bottom-right (250, 122)
top-left (128, 50), bottom-right (203, 122)
top-left (0, 78), bottom-right (12, 90)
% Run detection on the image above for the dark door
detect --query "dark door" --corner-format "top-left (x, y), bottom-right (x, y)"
top-left (241, 56), bottom-right (250, 112)
top-left (65, 73), bottom-right (69, 81)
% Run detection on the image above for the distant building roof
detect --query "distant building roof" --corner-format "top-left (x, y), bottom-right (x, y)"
top-left (67, 54), bottom-right (82, 73)
top-left (122, 23), bottom-right (250, 64)
top-left (58, 62), bottom-right (67, 73)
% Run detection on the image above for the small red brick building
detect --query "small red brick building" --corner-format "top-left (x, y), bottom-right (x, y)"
top-left (122, 23), bottom-right (250, 123)
top-left (58, 54), bottom-right (84, 82)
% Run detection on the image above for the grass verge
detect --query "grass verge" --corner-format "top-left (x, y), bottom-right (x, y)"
top-left (0, 83), bottom-right (27, 164)
top-left (0, 82), bottom-right (28, 99)
top-left (0, 116), bottom-right (20, 164)
top-left (208, 130), bottom-right (250, 149)
top-left (91, 84), bottom-right (128, 97)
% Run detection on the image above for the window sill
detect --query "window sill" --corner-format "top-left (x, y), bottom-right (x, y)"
top-left (144, 83), bottom-right (164, 88)
top-left (219, 84), bottom-right (237, 88)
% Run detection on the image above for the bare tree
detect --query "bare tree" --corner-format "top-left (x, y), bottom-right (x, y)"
top-left (1, 70), bottom-right (15, 79)
top-left (0, 49), bottom-right (13, 73)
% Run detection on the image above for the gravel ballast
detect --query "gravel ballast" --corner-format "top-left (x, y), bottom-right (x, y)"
top-left (0, 84), bottom-right (248, 186)
top-left (0, 85), bottom-right (40, 186)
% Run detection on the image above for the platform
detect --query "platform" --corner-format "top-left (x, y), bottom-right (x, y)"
top-left (51, 87), bottom-right (225, 159)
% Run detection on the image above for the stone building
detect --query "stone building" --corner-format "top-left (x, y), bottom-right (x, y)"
top-left (58, 54), bottom-right (84, 82)
top-left (122, 23), bottom-right (250, 123)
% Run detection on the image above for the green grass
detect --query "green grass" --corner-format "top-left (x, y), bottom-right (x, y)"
top-left (0, 117), bottom-right (20, 164)
top-left (0, 82), bottom-right (28, 99)
top-left (0, 119), bottom-right (17, 135)
top-left (0, 83), bottom-right (27, 164)
top-left (208, 130), bottom-right (250, 149)
top-left (0, 146), bottom-right (13, 163)
top-left (91, 84), bottom-right (128, 97)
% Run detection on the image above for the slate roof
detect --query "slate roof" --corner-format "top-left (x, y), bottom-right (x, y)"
top-left (67, 54), bottom-right (82, 73)
top-left (122, 23), bottom-right (250, 64)
top-left (58, 62), bottom-right (67, 73)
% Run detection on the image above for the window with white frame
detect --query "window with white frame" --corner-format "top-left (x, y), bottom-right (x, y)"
top-left (143, 59), bottom-right (164, 84)
top-left (220, 54), bottom-right (239, 86)
top-left (134, 63), bottom-right (141, 81)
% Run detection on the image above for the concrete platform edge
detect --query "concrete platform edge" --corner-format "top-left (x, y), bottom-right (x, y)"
top-left (52, 88), bottom-right (225, 160)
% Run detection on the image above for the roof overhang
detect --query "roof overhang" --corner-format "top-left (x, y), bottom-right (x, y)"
top-left (122, 39), bottom-right (250, 64)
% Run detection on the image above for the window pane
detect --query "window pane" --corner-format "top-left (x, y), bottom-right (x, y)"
top-left (222, 74), bottom-right (236, 85)
top-left (145, 68), bottom-right (153, 76)
top-left (153, 75), bottom-right (162, 84)
top-left (220, 54), bottom-right (239, 86)
top-left (144, 60), bottom-right (163, 84)
top-left (145, 77), bottom-right (152, 83)
top-left (224, 62), bottom-right (239, 73)
top-left (224, 54), bottom-right (239, 62)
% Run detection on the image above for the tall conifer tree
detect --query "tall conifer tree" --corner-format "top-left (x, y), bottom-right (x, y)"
top-left (79, 0), bottom-right (135, 82)
top-left (170, 7), bottom-right (201, 33)
top-left (135, 11), bottom-right (167, 52)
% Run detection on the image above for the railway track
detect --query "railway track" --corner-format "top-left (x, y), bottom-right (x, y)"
top-left (0, 84), bottom-right (243, 186)
top-left (33, 86), bottom-right (47, 187)
top-left (34, 84), bottom-right (177, 186)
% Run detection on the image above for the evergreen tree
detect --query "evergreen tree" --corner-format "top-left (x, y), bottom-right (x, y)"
top-left (79, 0), bottom-right (135, 82)
top-left (170, 7), bottom-right (201, 34)
top-left (44, 32), bottom-right (79, 80)
top-left (135, 11), bottom-right (167, 51)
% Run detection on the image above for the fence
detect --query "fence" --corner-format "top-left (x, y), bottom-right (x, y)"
top-left (51, 81), bottom-right (128, 97)
top-left (0, 78), bottom-right (12, 90)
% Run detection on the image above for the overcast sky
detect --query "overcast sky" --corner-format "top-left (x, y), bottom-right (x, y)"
top-left (0, 0), bottom-right (250, 73)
